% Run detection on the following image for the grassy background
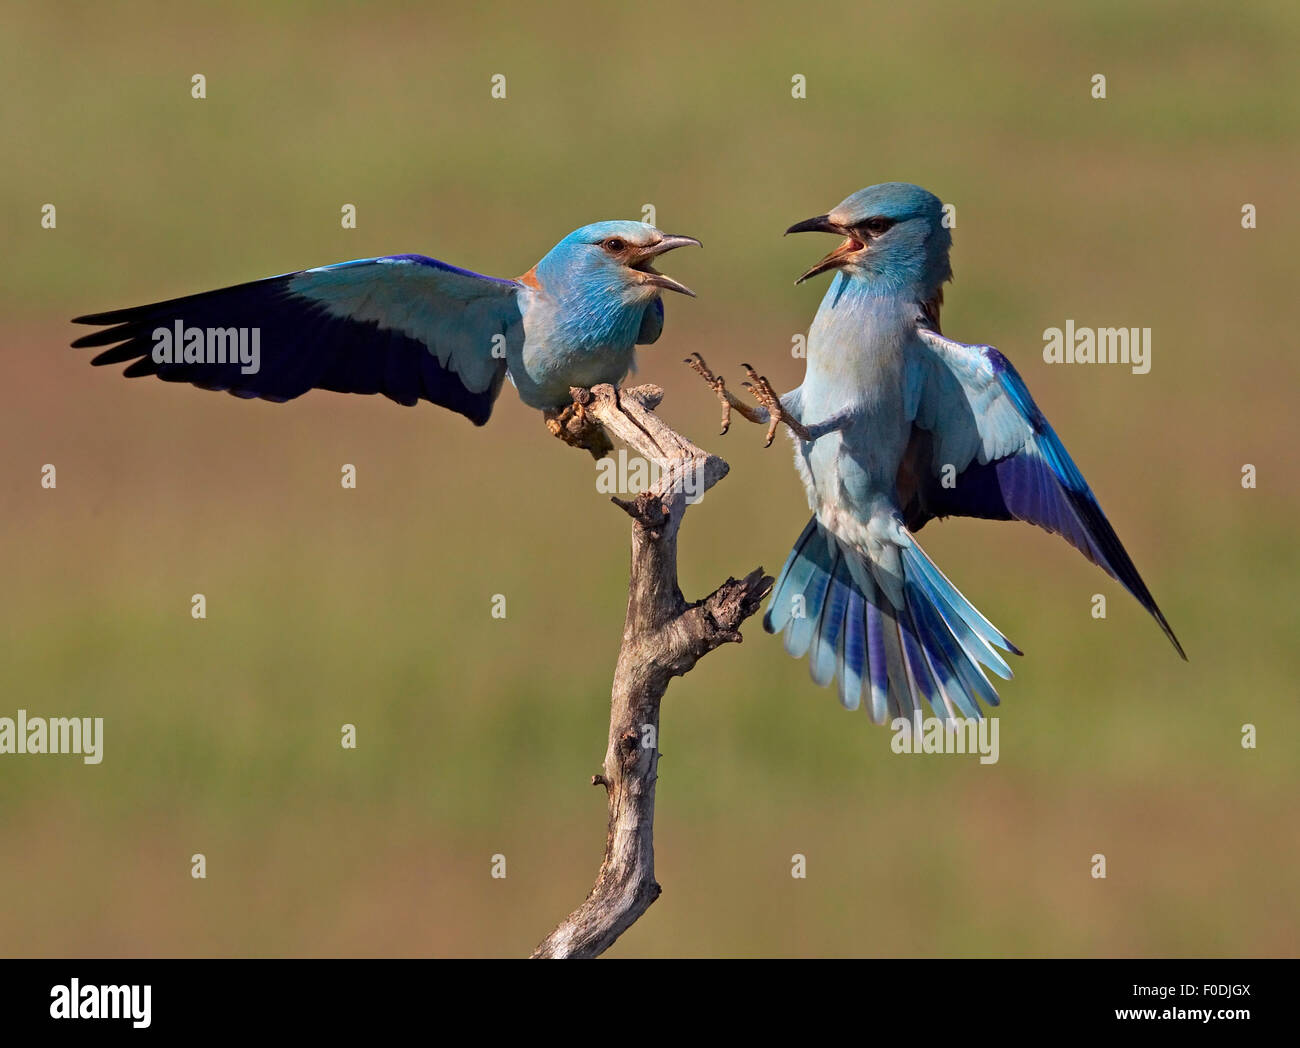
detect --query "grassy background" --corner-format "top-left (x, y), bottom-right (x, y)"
top-left (1, 0), bottom-right (1297, 956)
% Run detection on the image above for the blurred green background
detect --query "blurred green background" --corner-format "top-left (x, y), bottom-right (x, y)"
top-left (2, 0), bottom-right (1297, 957)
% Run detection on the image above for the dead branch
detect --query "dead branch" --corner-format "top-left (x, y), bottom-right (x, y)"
top-left (529, 383), bottom-right (771, 958)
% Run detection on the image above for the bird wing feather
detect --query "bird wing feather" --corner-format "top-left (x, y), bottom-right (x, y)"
top-left (906, 327), bottom-right (1184, 657)
top-left (72, 255), bottom-right (521, 426)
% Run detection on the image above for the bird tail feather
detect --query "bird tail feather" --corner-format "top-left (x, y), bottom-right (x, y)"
top-left (764, 516), bottom-right (1020, 723)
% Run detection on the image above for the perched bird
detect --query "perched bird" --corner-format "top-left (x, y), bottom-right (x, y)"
top-left (688, 182), bottom-right (1183, 724)
top-left (72, 221), bottom-right (700, 445)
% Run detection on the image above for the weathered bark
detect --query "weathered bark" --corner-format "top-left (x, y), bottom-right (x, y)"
top-left (530, 384), bottom-right (771, 958)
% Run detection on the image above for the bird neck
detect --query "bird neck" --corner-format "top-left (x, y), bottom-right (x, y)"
top-left (817, 269), bottom-right (934, 325)
top-left (530, 260), bottom-right (648, 351)
top-left (800, 272), bottom-right (927, 397)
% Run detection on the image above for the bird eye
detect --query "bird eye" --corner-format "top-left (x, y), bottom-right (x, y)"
top-left (862, 217), bottom-right (895, 236)
top-left (604, 238), bottom-right (627, 253)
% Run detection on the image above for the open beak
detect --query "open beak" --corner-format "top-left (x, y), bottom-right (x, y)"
top-left (785, 214), bottom-right (861, 285)
top-left (632, 234), bottom-right (702, 297)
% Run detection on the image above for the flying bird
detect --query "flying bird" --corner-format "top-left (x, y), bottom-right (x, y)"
top-left (73, 221), bottom-right (700, 444)
top-left (688, 182), bottom-right (1183, 724)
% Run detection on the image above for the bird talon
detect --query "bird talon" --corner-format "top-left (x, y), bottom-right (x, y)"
top-left (741, 365), bottom-right (808, 447)
top-left (685, 353), bottom-right (804, 443)
top-left (684, 352), bottom-right (732, 434)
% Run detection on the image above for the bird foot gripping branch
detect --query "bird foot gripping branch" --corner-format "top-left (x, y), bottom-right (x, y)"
top-left (684, 352), bottom-right (811, 447)
top-left (544, 387), bottom-right (615, 460)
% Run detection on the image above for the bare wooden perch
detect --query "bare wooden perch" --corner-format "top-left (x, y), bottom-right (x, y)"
top-left (530, 383), bottom-right (772, 958)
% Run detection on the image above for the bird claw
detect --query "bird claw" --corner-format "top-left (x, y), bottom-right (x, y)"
top-left (685, 353), bottom-right (807, 447)
top-left (740, 363), bottom-right (811, 447)
top-left (545, 393), bottom-right (613, 460)
top-left (683, 353), bottom-right (732, 435)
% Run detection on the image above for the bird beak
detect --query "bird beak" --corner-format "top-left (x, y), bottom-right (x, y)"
top-left (785, 214), bottom-right (861, 285)
top-left (632, 234), bottom-right (702, 297)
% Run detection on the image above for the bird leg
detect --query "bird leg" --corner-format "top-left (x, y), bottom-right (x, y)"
top-left (684, 352), bottom-right (759, 434)
top-left (683, 353), bottom-right (810, 448)
top-left (741, 364), bottom-right (812, 447)
top-left (545, 388), bottom-right (614, 460)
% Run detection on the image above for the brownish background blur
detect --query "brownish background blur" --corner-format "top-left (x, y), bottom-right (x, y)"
top-left (1, 0), bottom-right (1297, 956)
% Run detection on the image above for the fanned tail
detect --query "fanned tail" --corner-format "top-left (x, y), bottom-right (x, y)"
top-left (764, 517), bottom-right (1020, 723)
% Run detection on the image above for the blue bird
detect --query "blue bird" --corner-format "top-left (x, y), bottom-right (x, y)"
top-left (689, 182), bottom-right (1183, 724)
top-left (72, 221), bottom-right (699, 440)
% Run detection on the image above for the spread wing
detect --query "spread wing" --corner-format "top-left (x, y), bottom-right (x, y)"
top-left (72, 254), bottom-right (523, 426)
top-left (902, 327), bottom-right (1184, 657)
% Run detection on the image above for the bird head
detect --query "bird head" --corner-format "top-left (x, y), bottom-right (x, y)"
top-left (538, 221), bottom-right (701, 303)
top-left (786, 183), bottom-right (952, 296)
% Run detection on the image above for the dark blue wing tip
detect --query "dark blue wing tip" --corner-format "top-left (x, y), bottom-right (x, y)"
top-left (73, 310), bottom-right (122, 326)
top-left (1161, 618), bottom-right (1188, 661)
